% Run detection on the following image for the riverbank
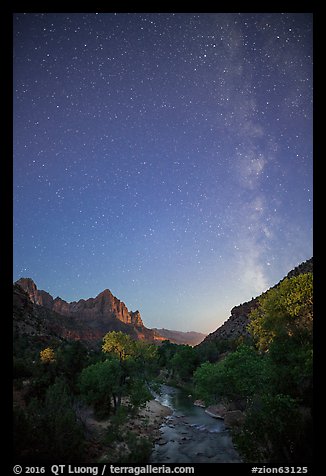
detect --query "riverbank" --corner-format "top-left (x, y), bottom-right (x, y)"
top-left (81, 387), bottom-right (241, 464)
top-left (139, 399), bottom-right (173, 428)
top-left (125, 399), bottom-right (173, 443)
top-left (81, 398), bottom-right (173, 463)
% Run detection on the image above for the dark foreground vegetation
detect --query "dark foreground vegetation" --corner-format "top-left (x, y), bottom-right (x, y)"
top-left (13, 272), bottom-right (313, 464)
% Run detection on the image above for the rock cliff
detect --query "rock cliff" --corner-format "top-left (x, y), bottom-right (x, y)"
top-left (14, 278), bottom-right (157, 346)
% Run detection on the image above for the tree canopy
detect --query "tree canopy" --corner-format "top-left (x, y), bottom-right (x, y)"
top-left (248, 273), bottom-right (313, 351)
top-left (102, 331), bottom-right (136, 361)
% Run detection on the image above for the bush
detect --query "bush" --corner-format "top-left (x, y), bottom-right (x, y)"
top-left (13, 357), bottom-right (32, 379)
top-left (13, 379), bottom-right (84, 462)
top-left (194, 345), bottom-right (267, 404)
top-left (123, 433), bottom-right (152, 463)
top-left (234, 394), bottom-right (312, 464)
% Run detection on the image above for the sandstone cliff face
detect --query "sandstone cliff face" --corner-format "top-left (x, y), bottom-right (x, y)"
top-left (16, 279), bottom-right (144, 328)
top-left (15, 278), bottom-right (155, 345)
top-left (16, 278), bottom-right (40, 305)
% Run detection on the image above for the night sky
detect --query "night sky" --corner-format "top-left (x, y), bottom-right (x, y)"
top-left (13, 13), bottom-right (313, 333)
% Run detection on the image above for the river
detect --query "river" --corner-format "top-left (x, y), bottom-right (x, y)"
top-left (149, 385), bottom-right (242, 463)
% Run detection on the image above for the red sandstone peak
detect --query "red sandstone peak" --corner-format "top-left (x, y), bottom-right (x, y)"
top-left (14, 277), bottom-right (148, 343)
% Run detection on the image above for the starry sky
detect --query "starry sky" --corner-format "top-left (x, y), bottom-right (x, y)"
top-left (13, 12), bottom-right (313, 334)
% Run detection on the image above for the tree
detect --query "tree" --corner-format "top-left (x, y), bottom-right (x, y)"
top-left (229, 273), bottom-right (314, 463)
top-left (248, 272), bottom-right (313, 404)
top-left (131, 340), bottom-right (158, 379)
top-left (79, 357), bottom-right (122, 416)
top-left (80, 332), bottom-right (155, 416)
top-left (44, 379), bottom-right (84, 461)
top-left (55, 341), bottom-right (89, 391)
top-left (157, 340), bottom-right (179, 367)
top-left (234, 393), bottom-right (312, 464)
top-left (102, 331), bottom-right (136, 361)
top-left (194, 345), bottom-right (267, 404)
top-left (193, 361), bottom-right (222, 404)
top-left (266, 334), bottom-right (313, 402)
top-left (40, 347), bottom-right (55, 364)
top-left (219, 344), bottom-right (267, 400)
top-left (194, 341), bottom-right (220, 364)
top-left (14, 379), bottom-right (84, 462)
top-left (248, 273), bottom-right (313, 351)
top-left (170, 345), bottom-right (198, 380)
top-left (102, 331), bottom-right (157, 389)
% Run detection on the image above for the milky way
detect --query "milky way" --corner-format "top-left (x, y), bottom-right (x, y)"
top-left (13, 13), bottom-right (313, 333)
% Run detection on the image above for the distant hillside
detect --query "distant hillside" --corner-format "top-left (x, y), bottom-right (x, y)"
top-left (200, 257), bottom-right (313, 346)
top-left (152, 328), bottom-right (206, 346)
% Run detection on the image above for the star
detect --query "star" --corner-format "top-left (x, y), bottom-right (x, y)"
top-left (13, 12), bottom-right (312, 333)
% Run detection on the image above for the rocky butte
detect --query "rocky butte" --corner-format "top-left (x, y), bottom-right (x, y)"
top-left (14, 278), bottom-right (160, 345)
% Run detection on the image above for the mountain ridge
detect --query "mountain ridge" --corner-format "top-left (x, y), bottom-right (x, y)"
top-left (14, 257), bottom-right (312, 349)
top-left (152, 328), bottom-right (206, 346)
top-left (14, 278), bottom-right (157, 345)
top-left (14, 278), bottom-right (205, 347)
top-left (200, 257), bottom-right (313, 346)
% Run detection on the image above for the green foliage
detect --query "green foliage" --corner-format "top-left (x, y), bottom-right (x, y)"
top-left (13, 356), bottom-right (33, 379)
top-left (228, 273), bottom-right (314, 463)
top-left (104, 407), bottom-right (130, 444)
top-left (43, 379), bottom-right (84, 460)
top-left (248, 273), bottom-right (313, 351)
top-left (170, 345), bottom-right (198, 380)
top-left (104, 424), bottom-right (152, 464)
top-left (217, 345), bottom-right (268, 400)
top-left (13, 270), bottom-right (313, 464)
top-left (80, 333), bottom-right (155, 417)
top-left (234, 394), bottom-right (312, 464)
top-left (266, 335), bottom-right (313, 402)
top-left (194, 344), bottom-right (266, 403)
top-left (14, 330), bottom-right (158, 463)
top-left (133, 341), bottom-right (158, 375)
top-left (247, 272), bottom-right (313, 405)
top-left (13, 405), bottom-right (31, 458)
top-left (194, 341), bottom-right (220, 363)
top-left (14, 379), bottom-right (84, 462)
top-left (195, 293), bottom-right (313, 464)
top-left (193, 337), bottom-right (245, 365)
top-left (127, 379), bottom-right (152, 412)
top-left (102, 331), bottom-right (136, 361)
top-left (193, 361), bottom-right (222, 404)
top-left (13, 333), bottom-right (57, 362)
top-left (27, 357), bottom-right (58, 402)
top-left (157, 340), bottom-right (179, 367)
top-left (54, 341), bottom-right (89, 392)
top-left (79, 357), bottom-right (122, 416)
top-left (123, 433), bottom-right (152, 463)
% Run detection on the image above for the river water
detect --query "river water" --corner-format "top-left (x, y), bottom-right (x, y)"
top-left (149, 385), bottom-right (242, 463)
